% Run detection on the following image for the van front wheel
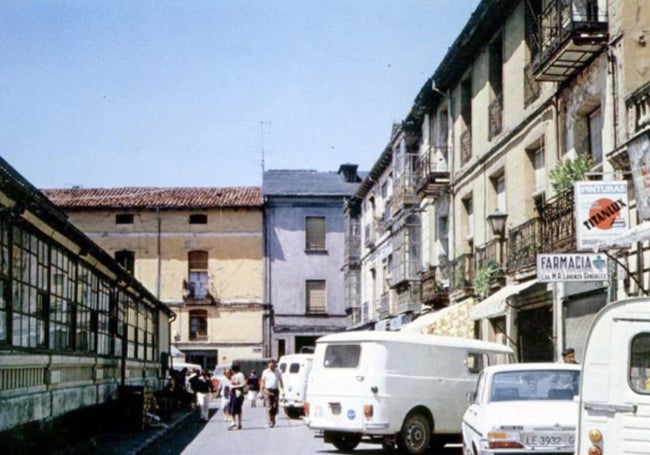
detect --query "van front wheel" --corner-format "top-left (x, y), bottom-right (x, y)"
top-left (398, 413), bottom-right (431, 454)
top-left (327, 432), bottom-right (362, 451)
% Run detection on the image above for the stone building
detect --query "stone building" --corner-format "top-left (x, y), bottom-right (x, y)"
top-left (351, 0), bottom-right (650, 362)
top-left (44, 186), bottom-right (264, 369)
top-left (0, 157), bottom-right (173, 449)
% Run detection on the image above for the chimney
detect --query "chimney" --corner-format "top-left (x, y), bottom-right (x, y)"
top-left (338, 163), bottom-right (359, 183)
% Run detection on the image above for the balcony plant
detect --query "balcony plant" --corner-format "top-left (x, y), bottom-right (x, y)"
top-left (549, 154), bottom-right (593, 194)
top-left (474, 260), bottom-right (503, 299)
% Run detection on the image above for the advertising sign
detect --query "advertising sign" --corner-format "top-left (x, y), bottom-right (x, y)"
top-left (537, 253), bottom-right (609, 282)
top-left (627, 133), bottom-right (650, 220)
top-left (574, 181), bottom-right (629, 251)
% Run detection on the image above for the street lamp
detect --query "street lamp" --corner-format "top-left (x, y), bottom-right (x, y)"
top-left (487, 209), bottom-right (508, 266)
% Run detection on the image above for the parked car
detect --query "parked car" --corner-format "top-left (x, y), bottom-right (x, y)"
top-left (278, 353), bottom-right (313, 419)
top-left (462, 362), bottom-right (581, 455)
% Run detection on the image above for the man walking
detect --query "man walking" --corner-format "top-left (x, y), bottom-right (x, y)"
top-left (260, 359), bottom-right (283, 427)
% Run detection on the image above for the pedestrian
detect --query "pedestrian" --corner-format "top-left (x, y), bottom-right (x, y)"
top-left (219, 368), bottom-right (233, 423)
top-left (561, 347), bottom-right (578, 364)
top-left (193, 369), bottom-right (213, 421)
top-left (260, 359), bottom-right (283, 428)
top-left (228, 362), bottom-right (246, 430)
top-left (246, 369), bottom-right (260, 407)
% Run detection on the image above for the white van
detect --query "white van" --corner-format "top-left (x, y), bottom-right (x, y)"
top-left (278, 353), bottom-right (314, 419)
top-left (305, 331), bottom-right (514, 454)
top-left (576, 297), bottom-right (650, 454)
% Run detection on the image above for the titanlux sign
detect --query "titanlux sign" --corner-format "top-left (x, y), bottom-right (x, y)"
top-left (574, 181), bottom-right (630, 251)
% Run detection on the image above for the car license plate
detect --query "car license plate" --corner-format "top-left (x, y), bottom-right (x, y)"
top-left (522, 432), bottom-right (574, 447)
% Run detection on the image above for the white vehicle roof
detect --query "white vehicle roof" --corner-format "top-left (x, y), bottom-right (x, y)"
top-left (279, 353), bottom-right (314, 361)
top-left (480, 362), bottom-right (581, 375)
top-left (316, 331), bottom-right (514, 353)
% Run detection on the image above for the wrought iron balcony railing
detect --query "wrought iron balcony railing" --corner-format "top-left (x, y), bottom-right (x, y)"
top-left (533, 0), bottom-right (608, 81)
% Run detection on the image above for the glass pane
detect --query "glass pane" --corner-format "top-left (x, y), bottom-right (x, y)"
top-left (324, 344), bottom-right (361, 368)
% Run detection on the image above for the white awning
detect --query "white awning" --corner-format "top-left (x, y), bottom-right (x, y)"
top-left (170, 345), bottom-right (185, 359)
top-left (400, 300), bottom-right (473, 333)
top-left (469, 280), bottom-right (538, 320)
top-left (595, 221), bottom-right (650, 249)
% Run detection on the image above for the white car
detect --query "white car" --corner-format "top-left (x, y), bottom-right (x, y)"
top-left (462, 362), bottom-right (580, 455)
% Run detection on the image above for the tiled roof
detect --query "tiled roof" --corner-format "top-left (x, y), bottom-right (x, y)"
top-left (263, 169), bottom-right (362, 196)
top-left (43, 187), bottom-right (262, 209)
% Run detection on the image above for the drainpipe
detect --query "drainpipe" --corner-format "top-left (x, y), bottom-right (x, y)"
top-left (156, 207), bottom-right (162, 299)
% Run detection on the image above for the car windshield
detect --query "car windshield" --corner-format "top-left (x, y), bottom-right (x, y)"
top-left (490, 369), bottom-right (579, 401)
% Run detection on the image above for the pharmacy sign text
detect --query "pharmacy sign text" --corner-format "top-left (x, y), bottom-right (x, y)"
top-left (537, 253), bottom-right (609, 282)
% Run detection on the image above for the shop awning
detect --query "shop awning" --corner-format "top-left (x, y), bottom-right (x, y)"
top-left (400, 300), bottom-right (473, 333)
top-left (469, 280), bottom-right (538, 321)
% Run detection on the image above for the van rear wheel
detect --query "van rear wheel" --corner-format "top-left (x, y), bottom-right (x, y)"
top-left (327, 432), bottom-right (362, 451)
top-left (284, 407), bottom-right (303, 419)
top-left (398, 413), bottom-right (431, 454)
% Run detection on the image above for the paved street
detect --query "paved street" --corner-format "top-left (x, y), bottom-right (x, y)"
top-left (143, 401), bottom-right (463, 454)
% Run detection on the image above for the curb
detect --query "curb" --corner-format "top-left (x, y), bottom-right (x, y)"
top-left (127, 409), bottom-right (197, 455)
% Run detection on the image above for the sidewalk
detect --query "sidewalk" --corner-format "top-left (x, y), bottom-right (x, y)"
top-left (51, 407), bottom-right (197, 455)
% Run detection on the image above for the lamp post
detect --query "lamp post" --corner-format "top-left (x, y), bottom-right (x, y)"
top-left (487, 209), bottom-right (508, 267)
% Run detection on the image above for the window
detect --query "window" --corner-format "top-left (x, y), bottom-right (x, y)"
top-left (488, 33), bottom-right (504, 139)
top-left (0, 218), bottom-right (9, 344)
top-left (588, 107), bottom-right (603, 164)
top-left (306, 280), bottom-right (326, 314)
top-left (324, 344), bottom-right (361, 368)
top-left (115, 250), bottom-right (135, 274)
top-left (49, 243), bottom-right (76, 350)
top-left (466, 352), bottom-right (486, 374)
top-left (492, 174), bottom-right (506, 212)
top-left (437, 215), bottom-right (449, 260)
top-left (189, 309), bottom-right (208, 341)
top-left (187, 251), bottom-right (209, 299)
top-left (305, 216), bottom-right (326, 251)
top-left (115, 214), bottom-right (134, 224)
top-left (462, 196), bottom-right (474, 240)
top-left (189, 214), bottom-right (208, 224)
top-left (630, 333), bottom-right (650, 393)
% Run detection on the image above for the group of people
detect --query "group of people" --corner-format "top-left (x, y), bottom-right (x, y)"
top-left (216, 359), bottom-right (284, 430)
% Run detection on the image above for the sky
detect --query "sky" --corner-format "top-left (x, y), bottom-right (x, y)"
top-left (0, 0), bottom-right (480, 189)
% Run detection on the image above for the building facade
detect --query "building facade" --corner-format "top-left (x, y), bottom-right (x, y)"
top-left (44, 186), bottom-right (264, 370)
top-left (263, 165), bottom-right (361, 357)
top-left (350, 0), bottom-right (650, 363)
top-left (0, 157), bottom-right (173, 448)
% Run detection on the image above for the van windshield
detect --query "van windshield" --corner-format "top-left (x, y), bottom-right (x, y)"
top-left (324, 344), bottom-right (361, 368)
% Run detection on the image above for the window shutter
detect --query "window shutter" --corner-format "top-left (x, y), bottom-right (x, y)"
top-left (307, 280), bottom-right (326, 313)
top-left (188, 251), bottom-right (208, 270)
top-left (306, 217), bottom-right (326, 250)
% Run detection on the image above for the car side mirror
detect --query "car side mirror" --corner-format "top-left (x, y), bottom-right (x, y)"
top-left (466, 391), bottom-right (476, 404)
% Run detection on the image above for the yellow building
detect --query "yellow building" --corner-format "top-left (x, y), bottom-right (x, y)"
top-left (44, 186), bottom-right (265, 370)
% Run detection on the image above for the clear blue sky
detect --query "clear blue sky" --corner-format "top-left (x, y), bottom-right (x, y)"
top-left (0, 0), bottom-right (480, 189)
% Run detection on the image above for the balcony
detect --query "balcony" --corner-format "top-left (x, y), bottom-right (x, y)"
top-left (377, 292), bottom-right (390, 320)
top-left (182, 279), bottom-right (216, 304)
top-left (415, 148), bottom-right (450, 199)
top-left (419, 266), bottom-right (449, 309)
top-left (541, 190), bottom-right (576, 252)
top-left (395, 282), bottom-right (421, 314)
top-left (390, 175), bottom-right (419, 214)
top-left (524, 62), bottom-right (541, 107)
top-left (488, 94), bottom-right (503, 140)
top-left (448, 253), bottom-right (474, 296)
top-left (508, 217), bottom-right (543, 274)
top-left (532, 0), bottom-right (608, 82)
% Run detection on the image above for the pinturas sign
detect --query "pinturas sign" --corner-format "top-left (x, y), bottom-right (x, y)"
top-left (574, 181), bottom-right (630, 251)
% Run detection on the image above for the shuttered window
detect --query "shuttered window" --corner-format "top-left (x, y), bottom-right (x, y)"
top-left (306, 280), bottom-right (326, 314)
top-left (305, 216), bottom-right (326, 250)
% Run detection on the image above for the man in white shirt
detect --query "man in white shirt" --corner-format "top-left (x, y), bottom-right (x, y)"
top-left (260, 359), bottom-right (283, 427)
